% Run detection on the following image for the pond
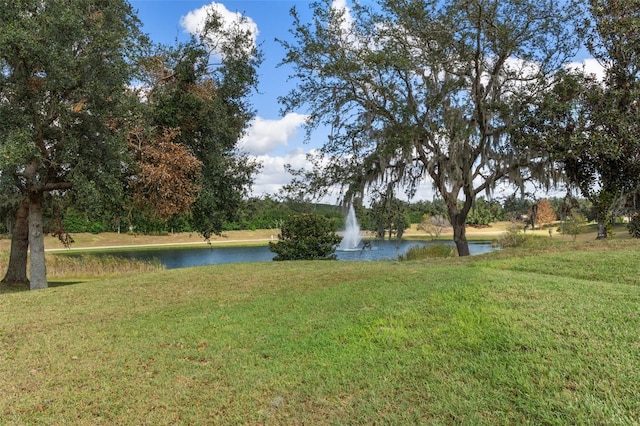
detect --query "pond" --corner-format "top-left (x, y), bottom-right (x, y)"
top-left (93, 240), bottom-right (495, 270)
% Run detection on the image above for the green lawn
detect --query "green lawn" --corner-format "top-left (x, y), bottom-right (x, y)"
top-left (1, 241), bottom-right (640, 424)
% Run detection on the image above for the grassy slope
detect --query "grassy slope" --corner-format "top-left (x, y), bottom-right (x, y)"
top-left (1, 241), bottom-right (640, 424)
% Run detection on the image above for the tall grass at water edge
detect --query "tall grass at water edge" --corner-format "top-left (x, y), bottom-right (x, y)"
top-left (44, 254), bottom-right (163, 278)
top-left (399, 243), bottom-right (457, 260)
top-left (0, 251), bottom-right (162, 292)
top-left (1, 240), bottom-right (640, 424)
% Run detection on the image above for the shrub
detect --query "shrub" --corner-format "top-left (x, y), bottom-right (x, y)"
top-left (89, 222), bottom-right (106, 234)
top-left (497, 222), bottom-right (528, 248)
top-left (269, 213), bottom-right (341, 261)
top-left (628, 214), bottom-right (640, 238)
top-left (399, 244), bottom-right (457, 261)
top-left (417, 214), bottom-right (449, 239)
top-left (563, 212), bottom-right (588, 241)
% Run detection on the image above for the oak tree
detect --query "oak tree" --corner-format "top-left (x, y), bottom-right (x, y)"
top-left (0, 0), bottom-right (144, 289)
top-left (517, 1), bottom-right (640, 239)
top-left (280, 0), bottom-right (579, 255)
top-left (579, 0), bottom-right (640, 236)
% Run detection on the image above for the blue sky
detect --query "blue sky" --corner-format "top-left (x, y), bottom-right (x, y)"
top-left (130, 0), bottom-right (320, 197)
top-left (129, 1), bottom-right (601, 202)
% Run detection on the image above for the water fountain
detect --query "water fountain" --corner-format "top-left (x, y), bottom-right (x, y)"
top-left (338, 204), bottom-right (363, 250)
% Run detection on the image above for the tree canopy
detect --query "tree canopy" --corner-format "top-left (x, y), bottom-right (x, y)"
top-left (515, 0), bottom-right (640, 238)
top-left (139, 11), bottom-right (263, 239)
top-left (279, 0), bottom-right (580, 255)
top-left (0, 0), bottom-right (145, 288)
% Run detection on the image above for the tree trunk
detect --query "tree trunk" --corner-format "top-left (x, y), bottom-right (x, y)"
top-left (28, 193), bottom-right (47, 290)
top-left (596, 220), bottom-right (607, 239)
top-left (451, 213), bottom-right (471, 256)
top-left (530, 204), bottom-right (538, 230)
top-left (1, 198), bottom-right (30, 285)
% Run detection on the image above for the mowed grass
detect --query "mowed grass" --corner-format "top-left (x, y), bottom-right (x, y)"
top-left (1, 242), bottom-right (640, 424)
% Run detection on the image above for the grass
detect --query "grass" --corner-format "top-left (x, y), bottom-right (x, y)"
top-left (398, 243), bottom-right (457, 260)
top-left (0, 252), bottom-right (163, 294)
top-left (44, 254), bottom-right (163, 279)
top-left (1, 239), bottom-right (640, 423)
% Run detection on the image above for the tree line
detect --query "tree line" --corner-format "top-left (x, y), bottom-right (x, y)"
top-left (10, 194), bottom-right (593, 236)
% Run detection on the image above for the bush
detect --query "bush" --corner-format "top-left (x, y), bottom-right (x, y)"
top-left (269, 213), bottom-right (342, 261)
top-left (497, 222), bottom-right (528, 248)
top-left (562, 212), bottom-right (587, 241)
top-left (628, 214), bottom-right (640, 238)
top-left (417, 214), bottom-right (449, 239)
top-left (89, 222), bottom-right (106, 234)
top-left (399, 244), bottom-right (457, 261)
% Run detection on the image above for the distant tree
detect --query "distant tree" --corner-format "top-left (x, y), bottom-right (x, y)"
top-left (466, 197), bottom-right (504, 227)
top-left (417, 213), bottom-right (449, 240)
top-left (406, 199), bottom-right (448, 223)
top-left (0, 0), bottom-right (145, 289)
top-left (235, 196), bottom-right (287, 230)
top-left (369, 194), bottom-right (410, 240)
top-left (502, 195), bottom-right (533, 222)
top-left (269, 214), bottom-right (341, 261)
top-left (550, 195), bottom-right (594, 235)
top-left (280, 0), bottom-right (580, 256)
top-left (534, 199), bottom-right (557, 226)
top-left (564, 212), bottom-right (587, 242)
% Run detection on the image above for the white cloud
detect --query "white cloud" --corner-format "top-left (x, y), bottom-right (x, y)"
top-left (331, 0), bottom-right (356, 43)
top-left (180, 2), bottom-right (258, 53)
top-left (239, 112), bottom-right (314, 197)
top-left (331, 0), bottom-right (353, 25)
top-left (249, 148), bottom-right (313, 196)
top-left (239, 113), bottom-right (308, 155)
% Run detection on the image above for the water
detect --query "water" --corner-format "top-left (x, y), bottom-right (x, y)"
top-left (338, 204), bottom-right (362, 250)
top-left (92, 240), bottom-right (495, 270)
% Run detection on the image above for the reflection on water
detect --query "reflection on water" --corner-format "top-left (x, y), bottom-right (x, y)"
top-left (93, 240), bottom-right (494, 270)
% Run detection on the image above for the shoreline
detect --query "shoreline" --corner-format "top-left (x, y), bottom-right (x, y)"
top-left (1, 221), bottom-right (616, 254)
